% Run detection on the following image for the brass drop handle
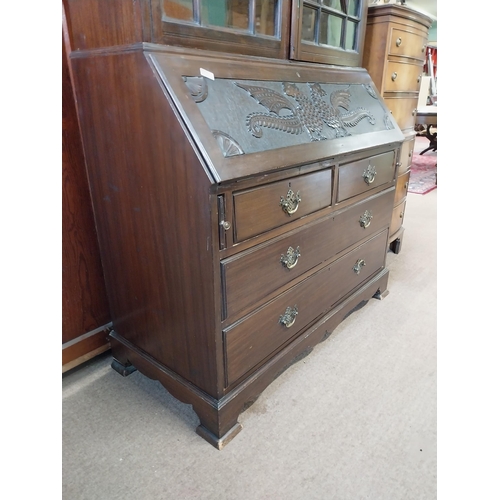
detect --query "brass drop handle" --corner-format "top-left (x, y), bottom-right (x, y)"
top-left (391, 72), bottom-right (398, 81)
top-left (400, 212), bottom-right (404, 218)
top-left (280, 189), bottom-right (301, 215)
top-left (279, 305), bottom-right (298, 328)
top-left (396, 37), bottom-right (402, 47)
top-left (417, 74), bottom-right (422, 84)
top-left (362, 164), bottom-right (377, 185)
top-left (353, 259), bottom-right (366, 275)
top-left (359, 210), bottom-right (373, 229)
top-left (280, 246), bottom-right (301, 269)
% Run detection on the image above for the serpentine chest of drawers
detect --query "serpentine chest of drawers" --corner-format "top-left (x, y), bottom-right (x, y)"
top-left (72, 45), bottom-right (404, 448)
top-left (363, 4), bottom-right (432, 253)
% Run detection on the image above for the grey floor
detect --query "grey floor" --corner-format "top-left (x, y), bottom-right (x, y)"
top-left (62, 145), bottom-right (437, 499)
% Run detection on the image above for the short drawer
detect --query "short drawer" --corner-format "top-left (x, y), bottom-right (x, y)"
top-left (399, 135), bottom-right (415, 174)
top-left (388, 28), bottom-right (427, 60)
top-left (222, 189), bottom-right (394, 320)
top-left (337, 151), bottom-right (395, 202)
top-left (233, 169), bottom-right (332, 242)
top-left (390, 199), bottom-right (406, 236)
top-left (383, 96), bottom-right (419, 132)
top-left (223, 229), bottom-right (389, 386)
top-left (395, 170), bottom-right (410, 206)
top-left (384, 61), bottom-right (423, 93)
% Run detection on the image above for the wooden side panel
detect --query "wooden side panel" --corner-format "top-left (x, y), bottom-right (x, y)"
top-left (63, 0), bottom-right (144, 50)
top-left (71, 50), bottom-right (220, 396)
top-left (62, 29), bottom-right (112, 365)
top-left (362, 17), bottom-right (389, 91)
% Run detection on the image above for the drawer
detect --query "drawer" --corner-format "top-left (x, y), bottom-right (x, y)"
top-left (233, 169), bottom-right (332, 242)
top-left (337, 151), bottom-right (395, 202)
top-left (390, 199), bottom-right (406, 236)
top-left (383, 96), bottom-right (419, 132)
top-left (222, 189), bottom-right (394, 320)
top-left (398, 135), bottom-right (415, 174)
top-left (224, 229), bottom-right (389, 386)
top-left (384, 61), bottom-right (422, 93)
top-left (388, 28), bottom-right (427, 60)
top-left (394, 170), bottom-right (410, 206)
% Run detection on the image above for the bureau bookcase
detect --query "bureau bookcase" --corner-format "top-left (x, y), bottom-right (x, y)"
top-left (66, 0), bottom-right (404, 448)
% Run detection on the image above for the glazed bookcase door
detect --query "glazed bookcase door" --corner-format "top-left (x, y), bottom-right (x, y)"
top-left (156, 0), bottom-right (291, 59)
top-left (290, 0), bottom-right (368, 66)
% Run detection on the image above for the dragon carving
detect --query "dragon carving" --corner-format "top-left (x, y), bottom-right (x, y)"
top-left (235, 82), bottom-right (375, 141)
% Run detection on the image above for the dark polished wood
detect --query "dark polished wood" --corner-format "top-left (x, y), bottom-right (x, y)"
top-left (62, 22), bottom-right (112, 371)
top-left (151, 1), bottom-right (292, 60)
top-left (223, 189), bottom-right (394, 322)
top-left (67, 1), bottom-right (403, 448)
top-left (71, 49), bottom-right (222, 396)
top-left (233, 169), bottom-right (332, 242)
top-left (337, 151), bottom-right (395, 202)
top-left (224, 229), bottom-right (388, 386)
top-left (62, 0), bottom-right (144, 50)
top-left (290, 0), bottom-right (369, 67)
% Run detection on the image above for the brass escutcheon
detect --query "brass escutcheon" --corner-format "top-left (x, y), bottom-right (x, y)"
top-left (359, 210), bottom-right (373, 229)
top-left (280, 246), bottom-right (301, 269)
top-left (362, 164), bottom-right (377, 185)
top-left (353, 259), bottom-right (366, 275)
top-left (280, 189), bottom-right (301, 215)
top-left (279, 305), bottom-right (298, 328)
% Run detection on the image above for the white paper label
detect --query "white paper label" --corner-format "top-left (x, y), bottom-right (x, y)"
top-left (200, 68), bottom-right (215, 80)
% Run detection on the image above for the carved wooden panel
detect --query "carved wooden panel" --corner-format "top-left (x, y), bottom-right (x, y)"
top-left (193, 80), bottom-right (385, 154)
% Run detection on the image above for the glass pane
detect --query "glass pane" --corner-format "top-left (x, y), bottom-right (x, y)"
top-left (319, 13), bottom-right (342, 47)
top-left (163, 0), bottom-right (194, 21)
top-left (348, 0), bottom-right (360, 17)
top-left (345, 19), bottom-right (357, 50)
top-left (255, 0), bottom-right (278, 36)
top-left (323, 0), bottom-right (343, 11)
top-left (200, 0), bottom-right (250, 30)
top-left (301, 7), bottom-right (317, 42)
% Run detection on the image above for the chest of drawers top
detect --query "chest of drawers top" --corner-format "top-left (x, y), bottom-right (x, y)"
top-left (148, 46), bottom-right (404, 184)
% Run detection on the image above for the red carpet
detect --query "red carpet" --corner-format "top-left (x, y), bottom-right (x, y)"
top-left (407, 150), bottom-right (437, 195)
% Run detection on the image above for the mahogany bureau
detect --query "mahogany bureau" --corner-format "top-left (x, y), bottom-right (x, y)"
top-left (71, 44), bottom-right (404, 448)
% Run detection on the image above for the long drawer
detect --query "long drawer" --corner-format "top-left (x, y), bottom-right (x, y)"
top-left (222, 189), bottom-right (394, 321)
top-left (383, 96), bottom-right (419, 132)
top-left (383, 61), bottom-right (422, 93)
top-left (394, 170), bottom-right (410, 206)
top-left (390, 199), bottom-right (406, 236)
top-left (399, 135), bottom-right (415, 174)
top-left (223, 229), bottom-right (389, 386)
top-left (233, 169), bottom-right (332, 242)
top-left (388, 27), bottom-right (427, 60)
top-left (337, 151), bottom-right (395, 202)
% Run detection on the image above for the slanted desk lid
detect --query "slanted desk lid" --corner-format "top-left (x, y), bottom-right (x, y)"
top-left (147, 46), bottom-right (403, 183)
